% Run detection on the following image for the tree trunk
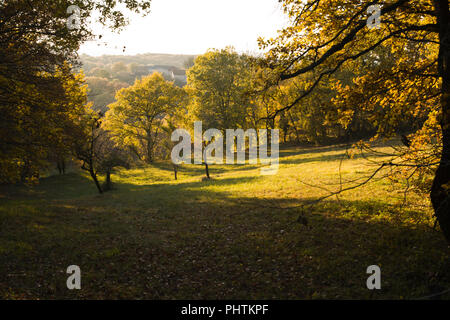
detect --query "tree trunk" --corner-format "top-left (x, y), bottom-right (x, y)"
top-left (57, 158), bottom-right (65, 175)
top-left (203, 142), bottom-right (211, 179)
top-left (90, 169), bottom-right (103, 194)
top-left (431, 0), bottom-right (450, 243)
top-left (105, 170), bottom-right (112, 191)
top-left (173, 164), bottom-right (178, 180)
top-left (61, 158), bottom-right (65, 174)
top-left (147, 144), bottom-right (153, 163)
top-left (146, 130), bottom-right (154, 163)
top-left (205, 162), bottom-right (210, 179)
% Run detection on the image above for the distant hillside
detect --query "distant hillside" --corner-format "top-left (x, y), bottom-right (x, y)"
top-left (79, 53), bottom-right (196, 112)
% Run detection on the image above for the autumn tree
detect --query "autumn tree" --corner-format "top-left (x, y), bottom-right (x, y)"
top-left (111, 62), bottom-right (127, 74)
top-left (90, 68), bottom-right (112, 79)
top-left (0, 63), bottom-right (89, 183)
top-left (275, 69), bottom-right (363, 145)
top-left (0, 0), bottom-right (152, 183)
top-left (104, 72), bottom-right (187, 163)
top-left (98, 141), bottom-right (130, 191)
top-left (187, 48), bottom-right (255, 131)
top-left (259, 0), bottom-right (450, 242)
top-left (86, 76), bottom-right (128, 112)
top-left (71, 109), bottom-right (130, 193)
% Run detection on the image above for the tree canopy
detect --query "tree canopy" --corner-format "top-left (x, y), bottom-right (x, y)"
top-left (0, 0), bottom-right (152, 183)
top-left (259, 0), bottom-right (450, 242)
top-left (186, 48), bottom-right (255, 131)
top-left (104, 72), bottom-right (186, 163)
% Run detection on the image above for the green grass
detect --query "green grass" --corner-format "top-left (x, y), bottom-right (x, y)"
top-left (0, 144), bottom-right (449, 299)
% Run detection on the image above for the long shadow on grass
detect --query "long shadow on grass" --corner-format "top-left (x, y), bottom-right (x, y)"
top-left (0, 172), bottom-right (98, 202)
top-left (95, 175), bottom-right (265, 211)
top-left (278, 138), bottom-right (403, 159)
top-left (280, 148), bottom-right (391, 165)
top-left (146, 161), bottom-right (262, 178)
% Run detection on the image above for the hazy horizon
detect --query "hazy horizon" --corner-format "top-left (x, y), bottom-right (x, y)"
top-left (79, 52), bottom-right (197, 58)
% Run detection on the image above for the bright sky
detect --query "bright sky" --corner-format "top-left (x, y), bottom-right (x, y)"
top-left (79, 0), bottom-right (288, 56)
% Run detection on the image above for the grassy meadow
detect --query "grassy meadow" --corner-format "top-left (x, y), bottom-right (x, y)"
top-left (1, 143), bottom-right (449, 299)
